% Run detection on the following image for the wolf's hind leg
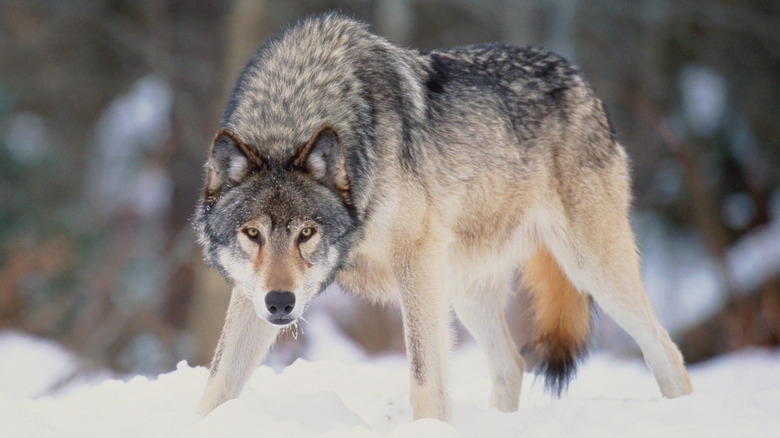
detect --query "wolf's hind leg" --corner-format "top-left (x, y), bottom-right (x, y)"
top-left (548, 217), bottom-right (692, 398)
top-left (452, 283), bottom-right (524, 411)
top-left (197, 289), bottom-right (280, 415)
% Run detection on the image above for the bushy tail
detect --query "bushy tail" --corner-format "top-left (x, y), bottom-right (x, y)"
top-left (521, 246), bottom-right (593, 396)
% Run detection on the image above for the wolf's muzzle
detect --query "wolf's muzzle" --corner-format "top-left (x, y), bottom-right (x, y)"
top-left (265, 291), bottom-right (296, 325)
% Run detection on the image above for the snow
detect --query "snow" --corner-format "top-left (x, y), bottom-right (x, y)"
top-left (678, 64), bottom-right (727, 137)
top-left (1, 330), bottom-right (778, 438)
top-left (84, 74), bottom-right (174, 216)
top-left (637, 213), bottom-right (780, 334)
top-left (0, 332), bottom-right (76, 399)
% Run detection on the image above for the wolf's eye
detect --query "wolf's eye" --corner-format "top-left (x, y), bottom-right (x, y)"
top-left (243, 227), bottom-right (262, 243)
top-left (299, 226), bottom-right (315, 242)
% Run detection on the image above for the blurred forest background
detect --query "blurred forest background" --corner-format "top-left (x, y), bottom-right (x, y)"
top-left (1, 0), bottom-right (778, 379)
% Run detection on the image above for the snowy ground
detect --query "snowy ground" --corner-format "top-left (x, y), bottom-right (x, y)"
top-left (1, 330), bottom-right (778, 438)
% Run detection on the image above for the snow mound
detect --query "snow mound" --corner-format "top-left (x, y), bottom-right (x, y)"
top-left (1, 331), bottom-right (778, 437)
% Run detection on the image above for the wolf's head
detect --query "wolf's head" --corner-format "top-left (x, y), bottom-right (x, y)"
top-left (194, 124), bottom-right (359, 326)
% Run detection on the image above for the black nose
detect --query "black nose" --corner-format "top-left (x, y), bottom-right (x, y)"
top-left (265, 291), bottom-right (296, 316)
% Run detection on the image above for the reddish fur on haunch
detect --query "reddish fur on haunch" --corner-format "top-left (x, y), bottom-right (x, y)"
top-left (522, 246), bottom-right (593, 395)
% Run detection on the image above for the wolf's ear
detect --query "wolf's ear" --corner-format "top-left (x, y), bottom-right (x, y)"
top-left (205, 129), bottom-right (262, 200)
top-left (294, 124), bottom-right (350, 201)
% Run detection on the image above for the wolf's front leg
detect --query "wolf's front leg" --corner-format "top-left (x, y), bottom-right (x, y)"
top-left (197, 289), bottom-right (280, 415)
top-left (398, 254), bottom-right (452, 421)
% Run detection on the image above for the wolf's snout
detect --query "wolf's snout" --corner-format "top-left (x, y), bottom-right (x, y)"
top-left (265, 291), bottom-right (296, 316)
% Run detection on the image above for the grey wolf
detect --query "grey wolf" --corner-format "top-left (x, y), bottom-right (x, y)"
top-left (193, 13), bottom-right (692, 421)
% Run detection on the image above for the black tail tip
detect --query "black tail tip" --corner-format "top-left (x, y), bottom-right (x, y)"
top-left (521, 340), bottom-right (589, 397)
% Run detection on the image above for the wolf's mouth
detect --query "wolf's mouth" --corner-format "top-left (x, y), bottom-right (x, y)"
top-left (267, 316), bottom-right (297, 326)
